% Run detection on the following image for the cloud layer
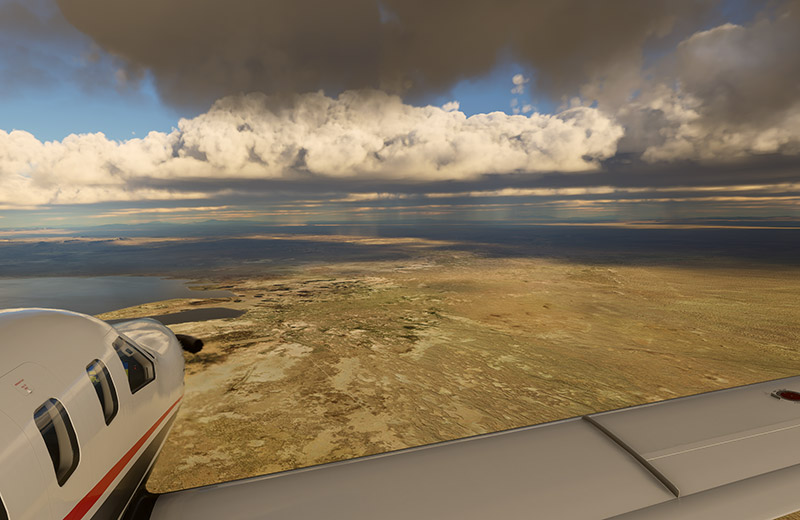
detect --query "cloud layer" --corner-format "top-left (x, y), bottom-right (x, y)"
top-left (3, 0), bottom-right (800, 217)
top-left (51, 0), bottom-right (800, 164)
top-left (55, 0), bottom-right (712, 108)
top-left (0, 90), bottom-right (622, 206)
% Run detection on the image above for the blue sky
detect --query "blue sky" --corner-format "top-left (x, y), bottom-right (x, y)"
top-left (0, 0), bottom-right (185, 142)
top-left (428, 62), bottom-right (554, 119)
top-left (0, 73), bottom-right (185, 142)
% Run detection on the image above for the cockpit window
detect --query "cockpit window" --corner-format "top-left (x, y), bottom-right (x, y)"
top-left (86, 360), bottom-right (118, 425)
top-left (113, 337), bottom-right (155, 394)
top-left (0, 492), bottom-right (8, 520)
top-left (34, 398), bottom-right (80, 487)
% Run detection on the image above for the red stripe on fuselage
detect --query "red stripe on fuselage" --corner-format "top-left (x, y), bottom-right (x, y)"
top-left (63, 396), bottom-right (182, 520)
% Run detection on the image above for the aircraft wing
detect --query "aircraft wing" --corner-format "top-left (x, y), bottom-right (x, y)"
top-left (142, 375), bottom-right (800, 520)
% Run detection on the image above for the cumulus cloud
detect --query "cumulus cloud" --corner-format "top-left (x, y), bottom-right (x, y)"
top-left (0, 128), bottom-right (206, 205)
top-left (626, 84), bottom-right (800, 162)
top-left (0, 90), bottom-right (623, 207)
top-left (441, 101), bottom-right (460, 112)
top-left (593, 1), bottom-right (800, 162)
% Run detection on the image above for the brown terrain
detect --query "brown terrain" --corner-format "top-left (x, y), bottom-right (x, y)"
top-left (95, 235), bottom-right (800, 518)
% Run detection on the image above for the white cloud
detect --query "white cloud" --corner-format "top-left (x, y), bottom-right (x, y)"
top-left (442, 100), bottom-right (460, 112)
top-left (0, 90), bottom-right (623, 207)
top-left (604, 7), bottom-right (800, 162)
top-left (636, 91), bottom-right (800, 162)
top-left (511, 73), bottom-right (529, 95)
top-left (175, 91), bottom-right (623, 179)
top-left (0, 128), bottom-right (204, 206)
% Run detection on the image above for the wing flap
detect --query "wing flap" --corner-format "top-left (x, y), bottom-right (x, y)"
top-left (591, 376), bottom-right (800, 496)
top-left (608, 463), bottom-right (800, 520)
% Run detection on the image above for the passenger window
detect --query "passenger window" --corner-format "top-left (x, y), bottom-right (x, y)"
top-left (86, 360), bottom-right (118, 425)
top-left (113, 337), bottom-right (155, 393)
top-left (33, 398), bottom-right (80, 487)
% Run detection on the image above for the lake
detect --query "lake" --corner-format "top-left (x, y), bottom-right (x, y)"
top-left (0, 276), bottom-right (234, 316)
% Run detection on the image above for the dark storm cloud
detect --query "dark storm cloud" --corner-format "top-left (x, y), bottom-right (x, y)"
top-left (0, 0), bottom-right (75, 43)
top-left (55, 0), bottom-right (716, 108)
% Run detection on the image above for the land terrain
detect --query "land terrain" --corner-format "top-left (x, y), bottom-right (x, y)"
top-left (5, 224), bottom-right (799, 516)
top-left (88, 232), bottom-right (800, 510)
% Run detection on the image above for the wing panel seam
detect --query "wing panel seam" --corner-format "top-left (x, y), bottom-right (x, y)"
top-left (582, 415), bottom-right (680, 498)
top-left (647, 422), bottom-right (800, 461)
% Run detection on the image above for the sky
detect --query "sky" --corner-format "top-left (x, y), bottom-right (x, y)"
top-left (1, 0), bottom-right (799, 229)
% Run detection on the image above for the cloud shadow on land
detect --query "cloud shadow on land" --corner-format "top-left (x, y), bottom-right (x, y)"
top-left (1, 224), bottom-right (798, 279)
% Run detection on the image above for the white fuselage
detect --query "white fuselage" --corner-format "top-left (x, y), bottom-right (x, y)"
top-left (0, 309), bottom-right (184, 520)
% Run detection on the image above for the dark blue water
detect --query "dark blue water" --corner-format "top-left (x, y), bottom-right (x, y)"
top-left (0, 276), bottom-right (234, 316)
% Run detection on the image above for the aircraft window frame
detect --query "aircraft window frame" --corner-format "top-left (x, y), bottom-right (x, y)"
top-left (33, 398), bottom-right (80, 487)
top-left (86, 359), bottom-right (119, 425)
top-left (112, 337), bottom-right (155, 394)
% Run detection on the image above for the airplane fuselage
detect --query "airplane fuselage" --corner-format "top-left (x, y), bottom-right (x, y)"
top-left (0, 309), bottom-right (184, 520)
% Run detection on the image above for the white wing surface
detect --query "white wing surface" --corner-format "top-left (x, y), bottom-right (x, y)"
top-left (145, 376), bottom-right (800, 520)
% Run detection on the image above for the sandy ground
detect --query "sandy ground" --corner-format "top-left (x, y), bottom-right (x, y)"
top-left (97, 244), bottom-right (800, 517)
